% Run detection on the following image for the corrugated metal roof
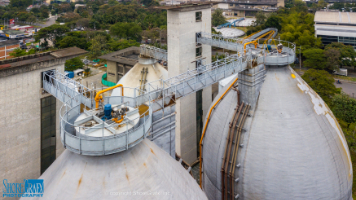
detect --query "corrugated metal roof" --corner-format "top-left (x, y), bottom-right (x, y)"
top-left (99, 46), bottom-right (139, 65)
top-left (315, 11), bottom-right (356, 24)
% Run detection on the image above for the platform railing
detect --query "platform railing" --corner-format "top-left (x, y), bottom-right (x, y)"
top-left (140, 44), bottom-right (167, 61)
top-left (59, 94), bottom-right (152, 156)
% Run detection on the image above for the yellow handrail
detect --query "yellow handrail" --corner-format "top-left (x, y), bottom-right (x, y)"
top-left (94, 84), bottom-right (124, 109)
top-left (199, 77), bottom-right (239, 188)
top-left (243, 30), bottom-right (274, 54)
top-left (239, 30), bottom-right (262, 43)
top-left (262, 31), bottom-right (275, 52)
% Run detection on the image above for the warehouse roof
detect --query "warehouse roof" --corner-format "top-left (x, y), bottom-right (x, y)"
top-left (0, 47), bottom-right (87, 70)
top-left (315, 11), bottom-right (356, 25)
top-left (99, 46), bottom-right (139, 65)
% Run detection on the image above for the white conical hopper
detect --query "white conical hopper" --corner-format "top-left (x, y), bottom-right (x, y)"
top-left (111, 56), bottom-right (168, 97)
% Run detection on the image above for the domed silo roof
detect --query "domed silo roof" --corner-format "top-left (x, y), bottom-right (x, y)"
top-left (24, 139), bottom-right (207, 200)
top-left (202, 66), bottom-right (352, 200)
top-left (111, 56), bottom-right (168, 97)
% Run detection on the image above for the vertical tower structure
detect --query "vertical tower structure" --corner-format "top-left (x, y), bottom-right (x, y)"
top-left (167, 3), bottom-right (212, 164)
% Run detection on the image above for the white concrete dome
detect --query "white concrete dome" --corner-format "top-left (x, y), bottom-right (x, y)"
top-left (202, 66), bottom-right (352, 200)
top-left (24, 139), bottom-right (207, 200)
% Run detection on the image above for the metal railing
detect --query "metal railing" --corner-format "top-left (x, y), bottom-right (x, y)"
top-left (60, 94), bottom-right (152, 156)
top-left (43, 71), bottom-right (93, 108)
top-left (197, 32), bottom-right (296, 66)
top-left (43, 50), bottom-right (253, 109)
top-left (140, 44), bottom-right (167, 61)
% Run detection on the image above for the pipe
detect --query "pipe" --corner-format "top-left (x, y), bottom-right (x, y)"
top-left (112, 115), bottom-right (124, 123)
top-left (244, 30), bottom-right (274, 54)
top-left (199, 77), bottom-right (238, 188)
top-left (95, 84), bottom-right (124, 109)
top-left (229, 104), bottom-right (250, 200)
top-left (221, 104), bottom-right (240, 200)
top-left (224, 103), bottom-right (244, 199)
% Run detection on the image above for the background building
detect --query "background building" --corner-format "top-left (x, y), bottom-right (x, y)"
top-left (0, 47), bottom-right (86, 195)
top-left (100, 46), bottom-right (139, 83)
top-left (213, 0), bottom-right (283, 17)
top-left (314, 11), bottom-right (356, 49)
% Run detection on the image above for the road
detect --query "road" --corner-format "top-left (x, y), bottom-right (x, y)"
top-left (41, 16), bottom-right (57, 28)
top-left (335, 81), bottom-right (356, 98)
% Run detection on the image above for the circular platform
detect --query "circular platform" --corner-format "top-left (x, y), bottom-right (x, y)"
top-left (74, 105), bottom-right (140, 137)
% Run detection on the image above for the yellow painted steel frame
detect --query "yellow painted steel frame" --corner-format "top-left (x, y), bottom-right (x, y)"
top-left (239, 30), bottom-right (262, 43)
top-left (199, 77), bottom-right (239, 188)
top-left (244, 41), bottom-right (258, 54)
top-left (243, 30), bottom-right (274, 53)
top-left (95, 84), bottom-right (124, 109)
top-left (262, 31), bottom-right (275, 52)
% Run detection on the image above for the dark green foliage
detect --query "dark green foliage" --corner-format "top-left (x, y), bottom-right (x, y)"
top-left (35, 24), bottom-right (70, 47)
top-left (254, 11), bottom-right (266, 26)
top-left (9, 48), bottom-right (27, 57)
top-left (107, 39), bottom-right (140, 51)
top-left (9, 0), bottom-right (31, 9)
top-left (91, 3), bottom-right (167, 30)
top-left (302, 48), bottom-right (326, 69)
top-left (58, 36), bottom-right (88, 49)
top-left (110, 22), bottom-right (142, 41)
top-left (301, 69), bottom-right (341, 105)
top-left (212, 9), bottom-right (226, 27)
top-left (325, 43), bottom-right (356, 67)
top-left (264, 14), bottom-right (281, 31)
top-left (331, 93), bottom-right (356, 124)
top-left (324, 48), bottom-right (341, 72)
top-left (65, 57), bottom-right (84, 71)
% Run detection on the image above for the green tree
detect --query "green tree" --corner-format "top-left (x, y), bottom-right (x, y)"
top-left (331, 93), bottom-right (356, 124)
top-left (264, 14), bottom-right (281, 31)
top-left (324, 48), bottom-right (341, 72)
top-left (109, 22), bottom-right (142, 40)
top-left (35, 24), bottom-right (70, 47)
top-left (9, 48), bottom-right (27, 57)
top-left (76, 18), bottom-right (90, 28)
top-left (58, 36), bottom-right (88, 49)
top-left (325, 43), bottom-right (356, 68)
top-left (10, 0), bottom-right (32, 9)
top-left (302, 69), bottom-right (340, 105)
top-left (303, 48), bottom-right (326, 69)
top-left (89, 35), bottom-right (106, 59)
top-left (65, 57), bottom-right (84, 71)
top-left (212, 9), bottom-right (227, 27)
top-left (254, 11), bottom-right (266, 26)
top-left (107, 39), bottom-right (140, 51)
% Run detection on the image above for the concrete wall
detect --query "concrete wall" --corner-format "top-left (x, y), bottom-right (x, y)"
top-left (106, 61), bottom-right (118, 83)
top-left (277, 0), bottom-right (285, 7)
top-left (167, 6), bottom-right (212, 164)
top-left (0, 58), bottom-right (68, 200)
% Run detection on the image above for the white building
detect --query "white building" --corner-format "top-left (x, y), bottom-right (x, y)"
top-left (314, 11), bottom-right (356, 49)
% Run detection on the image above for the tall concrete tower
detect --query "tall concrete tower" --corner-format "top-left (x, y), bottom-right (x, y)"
top-left (167, 3), bottom-right (212, 164)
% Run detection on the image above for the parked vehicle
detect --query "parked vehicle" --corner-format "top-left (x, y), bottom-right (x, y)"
top-left (333, 68), bottom-right (348, 76)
